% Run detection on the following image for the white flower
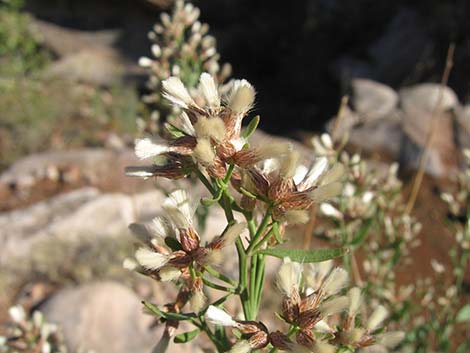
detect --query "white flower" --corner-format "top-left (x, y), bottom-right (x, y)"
top-left (313, 341), bottom-right (336, 353)
top-left (151, 44), bottom-right (162, 57)
top-left (279, 150), bottom-right (301, 179)
top-left (229, 340), bottom-right (251, 353)
top-left (284, 209), bottom-right (309, 224)
top-left (135, 248), bottom-right (169, 270)
top-left (205, 306), bottom-right (236, 326)
top-left (193, 117), bottom-right (226, 141)
top-left (158, 267), bottom-right (181, 282)
top-left (193, 138), bottom-right (216, 165)
top-left (276, 258), bottom-right (303, 297)
top-left (162, 76), bottom-right (196, 109)
top-left (190, 290), bottom-right (207, 312)
top-left (9, 305), bottom-right (26, 323)
top-left (322, 267), bottom-right (349, 296)
top-left (138, 56), bottom-right (153, 67)
top-left (134, 137), bottom-right (170, 160)
top-left (362, 191), bottom-right (374, 204)
top-left (300, 157), bottom-right (328, 188)
top-left (308, 182), bottom-right (343, 203)
top-left (431, 259), bottom-right (445, 274)
top-left (367, 305), bottom-right (388, 331)
top-left (220, 222), bottom-right (247, 247)
top-left (320, 296), bottom-right (349, 316)
top-left (162, 190), bottom-right (195, 229)
top-left (320, 133), bottom-right (333, 149)
top-left (123, 258), bottom-right (139, 271)
top-left (377, 331), bottom-right (405, 349)
top-left (305, 260), bottom-right (333, 290)
top-left (199, 72), bottom-right (220, 107)
top-left (320, 203), bottom-right (343, 220)
top-left (227, 79), bottom-right (255, 114)
top-left (348, 287), bottom-right (362, 317)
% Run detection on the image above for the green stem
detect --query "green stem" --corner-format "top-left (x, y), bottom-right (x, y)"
top-left (205, 266), bottom-right (237, 287)
top-left (251, 227), bottom-right (275, 253)
top-left (194, 168), bottom-right (215, 195)
top-left (246, 206), bottom-right (273, 255)
top-left (202, 277), bottom-right (237, 294)
top-left (254, 254), bottom-right (266, 311)
top-left (195, 164), bottom-right (251, 321)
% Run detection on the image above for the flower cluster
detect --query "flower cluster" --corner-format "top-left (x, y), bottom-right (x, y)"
top-left (0, 305), bottom-right (66, 353)
top-left (204, 258), bottom-right (403, 353)
top-left (124, 73), bottom-right (352, 353)
top-left (311, 134), bottom-right (421, 319)
top-left (126, 73), bottom-right (343, 223)
top-left (137, 0), bottom-right (232, 133)
top-left (125, 189), bottom-right (245, 312)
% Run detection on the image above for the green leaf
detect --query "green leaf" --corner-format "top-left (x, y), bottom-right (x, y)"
top-left (259, 247), bottom-right (348, 263)
top-left (456, 304), bottom-right (470, 323)
top-left (350, 218), bottom-right (373, 247)
top-left (142, 301), bottom-right (195, 321)
top-left (242, 115), bottom-right (260, 138)
top-left (174, 329), bottom-right (201, 343)
top-left (165, 237), bottom-right (183, 251)
top-left (164, 123), bottom-right (185, 138)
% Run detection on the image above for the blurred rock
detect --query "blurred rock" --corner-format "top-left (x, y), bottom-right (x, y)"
top-left (40, 282), bottom-right (157, 353)
top-left (351, 79), bottom-right (399, 122)
top-left (0, 188), bottom-right (166, 265)
top-left (30, 18), bottom-right (121, 58)
top-left (0, 148), bottom-right (140, 192)
top-left (456, 105), bottom-right (470, 150)
top-left (349, 119), bottom-right (403, 158)
top-left (399, 83), bottom-right (459, 115)
top-left (45, 48), bottom-right (127, 86)
top-left (327, 80), bottom-right (402, 157)
top-left (399, 84), bottom-right (459, 176)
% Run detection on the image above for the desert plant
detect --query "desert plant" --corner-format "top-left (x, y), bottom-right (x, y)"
top-left (136, 0), bottom-right (232, 134)
top-left (124, 73), bottom-right (401, 352)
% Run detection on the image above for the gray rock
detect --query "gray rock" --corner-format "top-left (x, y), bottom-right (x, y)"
top-left (349, 119), bottom-right (403, 158)
top-left (399, 83), bottom-right (459, 116)
top-left (44, 48), bottom-right (128, 86)
top-left (351, 79), bottom-right (399, 122)
top-left (456, 105), bottom-right (470, 149)
top-left (0, 188), bottom-right (166, 264)
top-left (40, 282), bottom-right (156, 353)
top-left (0, 148), bottom-right (142, 192)
top-left (399, 84), bottom-right (459, 176)
top-left (29, 18), bottom-right (121, 58)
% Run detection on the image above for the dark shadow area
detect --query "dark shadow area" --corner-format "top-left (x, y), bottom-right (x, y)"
top-left (24, 0), bottom-right (470, 135)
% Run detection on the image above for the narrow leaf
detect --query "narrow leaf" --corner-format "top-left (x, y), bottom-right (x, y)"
top-left (456, 304), bottom-right (470, 323)
top-left (142, 301), bottom-right (195, 321)
top-left (350, 218), bottom-right (373, 247)
top-left (174, 329), bottom-right (201, 343)
top-left (165, 237), bottom-right (183, 251)
top-left (242, 115), bottom-right (260, 138)
top-left (259, 247), bottom-right (347, 263)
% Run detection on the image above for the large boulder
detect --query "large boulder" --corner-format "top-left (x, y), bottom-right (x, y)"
top-left (399, 84), bottom-right (459, 176)
top-left (40, 282), bottom-right (158, 353)
top-left (351, 78), bottom-right (399, 122)
top-left (0, 188), bottom-right (166, 264)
